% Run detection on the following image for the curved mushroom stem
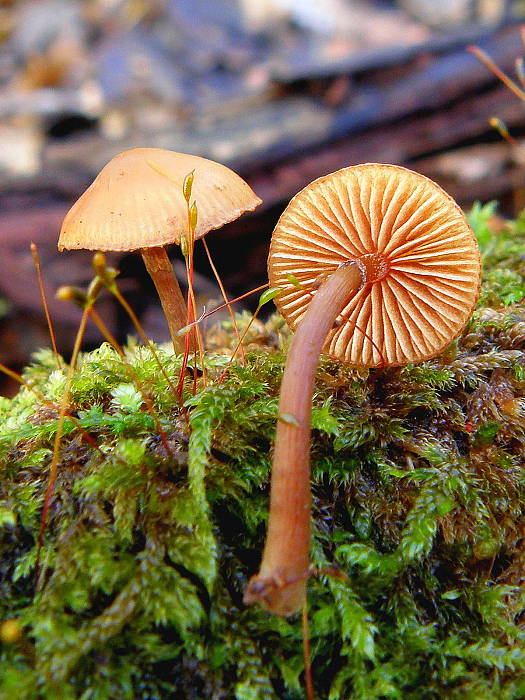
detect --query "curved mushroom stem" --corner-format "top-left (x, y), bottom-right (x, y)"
top-left (244, 261), bottom-right (364, 615)
top-left (141, 246), bottom-right (187, 353)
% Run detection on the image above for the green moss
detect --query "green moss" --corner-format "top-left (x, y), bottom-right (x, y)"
top-left (1, 207), bottom-right (525, 699)
top-left (470, 201), bottom-right (525, 306)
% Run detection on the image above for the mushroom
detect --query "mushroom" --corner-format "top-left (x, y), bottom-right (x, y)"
top-left (244, 163), bottom-right (481, 615)
top-left (58, 148), bottom-right (262, 352)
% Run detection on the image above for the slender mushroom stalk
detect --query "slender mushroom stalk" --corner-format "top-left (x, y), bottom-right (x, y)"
top-left (245, 163), bottom-right (481, 616)
top-left (245, 262), bottom-right (365, 614)
top-left (58, 148), bottom-right (261, 353)
top-left (141, 246), bottom-right (188, 349)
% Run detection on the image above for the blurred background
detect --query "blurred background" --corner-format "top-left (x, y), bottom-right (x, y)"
top-left (1, 0), bottom-right (524, 393)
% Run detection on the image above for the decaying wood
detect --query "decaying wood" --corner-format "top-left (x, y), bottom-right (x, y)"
top-left (271, 17), bottom-right (511, 82)
top-left (32, 25), bottom-right (523, 182)
top-left (0, 208), bottom-right (107, 324)
top-left (250, 82), bottom-right (525, 208)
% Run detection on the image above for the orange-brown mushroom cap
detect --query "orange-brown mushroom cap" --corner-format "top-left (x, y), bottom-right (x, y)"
top-left (268, 163), bottom-right (481, 367)
top-left (58, 148), bottom-right (262, 252)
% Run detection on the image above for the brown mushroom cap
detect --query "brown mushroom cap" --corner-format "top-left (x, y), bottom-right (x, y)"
top-left (268, 163), bottom-right (481, 367)
top-left (58, 148), bottom-right (262, 252)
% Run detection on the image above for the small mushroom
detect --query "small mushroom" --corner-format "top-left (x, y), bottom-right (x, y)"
top-left (244, 163), bottom-right (481, 615)
top-left (58, 148), bottom-right (261, 351)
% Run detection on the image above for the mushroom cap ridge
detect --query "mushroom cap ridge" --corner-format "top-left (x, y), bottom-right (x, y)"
top-left (58, 148), bottom-right (262, 252)
top-left (268, 163), bottom-right (481, 367)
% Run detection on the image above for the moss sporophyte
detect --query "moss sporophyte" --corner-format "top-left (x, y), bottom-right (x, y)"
top-left (1, 162), bottom-right (525, 699)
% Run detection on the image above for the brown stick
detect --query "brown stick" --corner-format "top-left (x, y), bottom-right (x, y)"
top-left (141, 246), bottom-right (187, 353)
top-left (201, 236), bottom-right (246, 364)
top-left (244, 262), bottom-right (364, 615)
top-left (31, 242), bottom-right (62, 369)
top-left (302, 605), bottom-right (315, 700)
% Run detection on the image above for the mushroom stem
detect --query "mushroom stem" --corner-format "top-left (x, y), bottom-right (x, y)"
top-left (141, 246), bottom-right (187, 353)
top-left (244, 261), bottom-right (364, 615)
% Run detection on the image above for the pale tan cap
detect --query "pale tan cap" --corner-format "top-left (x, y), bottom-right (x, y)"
top-left (58, 148), bottom-right (262, 252)
top-left (269, 163), bottom-right (481, 367)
